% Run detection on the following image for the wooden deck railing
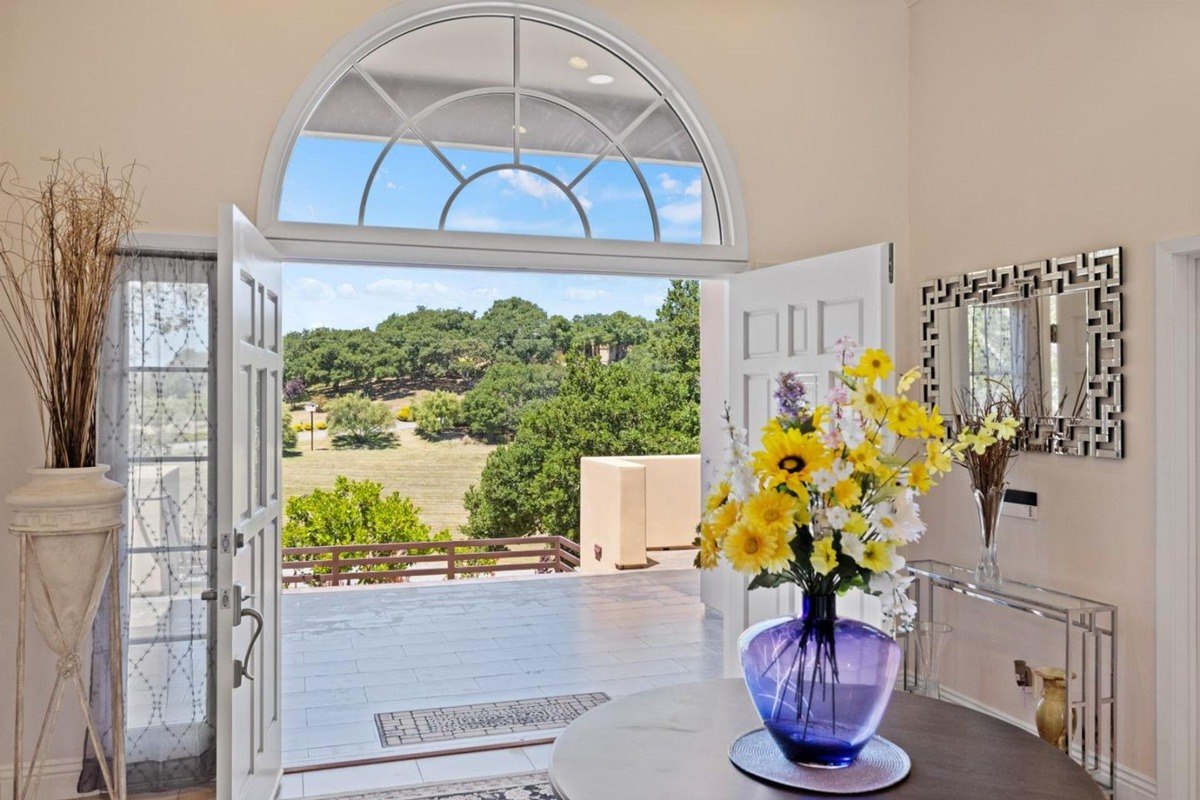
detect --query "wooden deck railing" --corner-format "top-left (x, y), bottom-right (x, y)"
top-left (281, 536), bottom-right (582, 587)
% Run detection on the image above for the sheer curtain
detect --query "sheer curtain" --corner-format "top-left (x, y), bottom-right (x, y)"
top-left (82, 251), bottom-right (217, 793)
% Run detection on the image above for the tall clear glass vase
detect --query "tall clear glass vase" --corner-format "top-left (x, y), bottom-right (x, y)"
top-left (973, 483), bottom-right (1007, 583)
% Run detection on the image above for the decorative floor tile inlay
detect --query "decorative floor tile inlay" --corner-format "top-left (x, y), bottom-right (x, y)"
top-left (376, 693), bottom-right (609, 747)
top-left (309, 771), bottom-right (556, 800)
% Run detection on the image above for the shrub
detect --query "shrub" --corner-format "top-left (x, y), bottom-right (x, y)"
top-left (316, 421), bottom-right (328, 430)
top-left (283, 377), bottom-right (308, 403)
top-left (414, 391), bottom-right (462, 437)
top-left (396, 405), bottom-right (414, 422)
top-left (326, 393), bottom-right (397, 449)
top-left (282, 476), bottom-right (449, 582)
top-left (282, 408), bottom-right (299, 454)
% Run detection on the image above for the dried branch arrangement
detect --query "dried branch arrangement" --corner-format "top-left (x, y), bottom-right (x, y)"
top-left (951, 381), bottom-right (1024, 493)
top-left (0, 155), bottom-right (141, 468)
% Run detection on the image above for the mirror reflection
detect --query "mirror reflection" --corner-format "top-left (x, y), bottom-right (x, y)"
top-left (933, 290), bottom-right (1090, 419)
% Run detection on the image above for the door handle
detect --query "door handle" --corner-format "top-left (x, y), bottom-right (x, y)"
top-left (233, 606), bottom-right (264, 689)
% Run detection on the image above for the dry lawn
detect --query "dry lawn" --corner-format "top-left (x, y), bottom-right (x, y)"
top-left (282, 426), bottom-right (496, 535)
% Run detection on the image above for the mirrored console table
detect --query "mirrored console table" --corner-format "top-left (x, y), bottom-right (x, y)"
top-left (904, 560), bottom-right (1117, 796)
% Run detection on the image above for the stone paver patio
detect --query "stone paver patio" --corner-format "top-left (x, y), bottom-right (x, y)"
top-left (282, 567), bottom-right (723, 766)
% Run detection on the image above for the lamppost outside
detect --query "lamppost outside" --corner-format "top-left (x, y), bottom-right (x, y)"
top-left (304, 403), bottom-right (317, 451)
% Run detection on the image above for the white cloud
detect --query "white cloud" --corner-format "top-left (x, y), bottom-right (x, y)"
top-left (657, 173), bottom-right (682, 194)
top-left (472, 286), bottom-right (501, 299)
top-left (337, 283), bottom-right (357, 298)
top-left (365, 278), bottom-right (451, 299)
top-left (684, 178), bottom-right (702, 197)
top-left (289, 276), bottom-right (336, 301)
top-left (659, 199), bottom-right (702, 225)
top-left (498, 168), bottom-right (566, 202)
top-left (642, 289), bottom-right (668, 309)
top-left (565, 287), bottom-right (610, 301)
top-left (385, 181), bottom-right (398, 190)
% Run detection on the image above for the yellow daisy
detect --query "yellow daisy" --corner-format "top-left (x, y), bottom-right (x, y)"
top-left (810, 537), bottom-right (839, 576)
top-left (752, 426), bottom-right (832, 493)
top-left (742, 489), bottom-right (799, 535)
top-left (832, 478), bottom-right (862, 508)
top-left (843, 511), bottom-right (869, 536)
top-left (897, 366), bottom-right (922, 393)
top-left (887, 398), bottom-right (924, 438)
top-left (697, 526), bottom-right (721, 570)
top-left (705, 499), bottom-right (741, 543)
top-left (847, 348), bottom-right (894, 383)
top-left (723, 521), bottom-right (784, 574)
top-left (851, 384), bottom-right (889, 422)
top-left (921, 406), bottom-right (947, 440)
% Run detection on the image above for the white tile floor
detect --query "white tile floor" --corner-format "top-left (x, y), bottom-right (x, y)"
top-left (278, 745), bottom-right (555, 798)
top-left (281, 567), bottom-right (723, 769)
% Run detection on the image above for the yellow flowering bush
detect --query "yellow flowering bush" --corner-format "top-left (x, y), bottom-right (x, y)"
top-left (696, 339), bottom-right (956, 629)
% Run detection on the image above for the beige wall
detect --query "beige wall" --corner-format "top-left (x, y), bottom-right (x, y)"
top-left (904, 0), bottom-right (1200, 781)
top-left (0, 0), bottom-right (911, 781)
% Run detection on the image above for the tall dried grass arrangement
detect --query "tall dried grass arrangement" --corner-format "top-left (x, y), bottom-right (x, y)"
top-left (0, 155), bottom-right (141, 468)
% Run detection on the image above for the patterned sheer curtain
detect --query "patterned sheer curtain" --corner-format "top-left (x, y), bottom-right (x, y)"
top-left (82, 251), bottom-right (217, 793)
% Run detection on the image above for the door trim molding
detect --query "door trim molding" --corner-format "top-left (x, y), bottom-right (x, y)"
top-left (1154, 234), bottom-right (1200, 800)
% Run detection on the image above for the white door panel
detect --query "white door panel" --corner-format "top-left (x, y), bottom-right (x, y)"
top-left (216, 205), bottom-right (283, 800)
top-left (720, 243), bottom-right (893, 675)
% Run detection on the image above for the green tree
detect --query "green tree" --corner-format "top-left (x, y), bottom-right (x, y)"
top-left (326, 393), bottom-right (397, 449)
top-left (460, 363), bottom-right (563, 441)
top-left (463, 357), bottom-right (698, 541)
top-left (282, 476), bottom-right (449, 582)
top-left (476, 297), bottom-right (557, 364)
top-left (569, 311), bottom-right (652, 362)
top-left (414, 390), bottom-right (463, 437)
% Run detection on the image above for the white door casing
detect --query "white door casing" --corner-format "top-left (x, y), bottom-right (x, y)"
top-left (719, 243), bottom-right (894, 675)
top-left (216, 206), bottom-right (284, 800)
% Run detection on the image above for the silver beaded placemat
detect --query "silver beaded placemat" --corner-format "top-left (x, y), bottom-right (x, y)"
top-left (728, 729), bottom-right (911, 794)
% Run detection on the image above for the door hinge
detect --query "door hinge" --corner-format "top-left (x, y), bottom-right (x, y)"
top-left (887, 244), bottom-right (895, 284)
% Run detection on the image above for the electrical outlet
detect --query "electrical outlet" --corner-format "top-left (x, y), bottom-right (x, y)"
top-left (1001, 488), bottom-right (1037, 521)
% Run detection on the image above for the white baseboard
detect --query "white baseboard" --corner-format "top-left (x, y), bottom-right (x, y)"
top-left (0, 757), bottom-right (94, 800)
top-left (935, 685), bottom-right (1156, 800)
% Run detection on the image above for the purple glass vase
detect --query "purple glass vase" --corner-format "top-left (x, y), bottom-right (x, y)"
top-left (738, 595), bottom-right (902, 767)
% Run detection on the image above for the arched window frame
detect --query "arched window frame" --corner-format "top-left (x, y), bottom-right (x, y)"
top-left (257, 0), bottom-right (747, 276)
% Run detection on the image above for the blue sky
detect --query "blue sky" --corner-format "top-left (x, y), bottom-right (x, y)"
top-left (283, 263), bottom-right (672, 333)
top-left (279, 134), bottom-right (702, 331)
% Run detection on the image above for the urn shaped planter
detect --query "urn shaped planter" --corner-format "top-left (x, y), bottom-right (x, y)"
top-left (7, 466), bottom-right (125, 655)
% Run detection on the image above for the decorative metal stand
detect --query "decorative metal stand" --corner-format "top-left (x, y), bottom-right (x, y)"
top-left (12, 526), bottom-right (126, 800)
top-left (904, 560), bottom-right (1116, 797)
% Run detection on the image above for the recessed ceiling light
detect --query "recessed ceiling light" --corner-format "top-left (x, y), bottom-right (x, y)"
top-left (568, 56), bottom-right (589, 70)
top-left (587, 74), bottom-right (614, 85)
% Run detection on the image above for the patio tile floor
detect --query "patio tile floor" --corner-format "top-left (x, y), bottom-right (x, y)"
top-left (282, 567), bottom-right (722, 767)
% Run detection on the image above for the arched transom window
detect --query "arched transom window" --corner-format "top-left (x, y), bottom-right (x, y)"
top-left (270, 5), bottom-right (739, 252)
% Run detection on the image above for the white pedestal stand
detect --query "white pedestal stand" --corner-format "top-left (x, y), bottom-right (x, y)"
top-left (8, 466), bottom-right (126, 800)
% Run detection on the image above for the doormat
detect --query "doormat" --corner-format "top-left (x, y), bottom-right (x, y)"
top-left (375, 693), bottom-right (609, 747)
top-left (309, 771), bottom-right (556, 800)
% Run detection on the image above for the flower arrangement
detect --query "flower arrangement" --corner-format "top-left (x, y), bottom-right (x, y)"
top-left (697, 339), bottom-right (955, 631)
top-left (949, 384), bottom-right (1023, 582)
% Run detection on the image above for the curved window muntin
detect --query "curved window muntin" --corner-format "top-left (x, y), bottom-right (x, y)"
top-left (260, 1), bottom-right (746, 268)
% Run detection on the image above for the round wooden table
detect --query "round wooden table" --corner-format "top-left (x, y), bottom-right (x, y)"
top-left (549, 679), bottom-right (1104, 799)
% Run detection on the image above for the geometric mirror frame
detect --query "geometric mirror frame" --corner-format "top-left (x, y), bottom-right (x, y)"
top-left (920, 247), bottom-right (1124, 459)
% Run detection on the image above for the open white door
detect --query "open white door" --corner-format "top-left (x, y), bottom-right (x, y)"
top-left (216, 205), bottom-right (284, 800)
top-left (718, 243), bottom-right (893, 674)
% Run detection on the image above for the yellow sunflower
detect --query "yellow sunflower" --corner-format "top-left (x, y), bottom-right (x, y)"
top-left (697, 526), bottom-right (721, 569)
top-left (723, 521), bottom-right (785, 574)
top-left (704, 499), bottom-right (741, 543)
top-left (742, 489), bottom-right (800, 535)
top-left (832, 478), bottom-right (862, 508)
top-left (705, 481), bottom-right (732, 512)
top-left (752, 426), bottom-right (832, 493)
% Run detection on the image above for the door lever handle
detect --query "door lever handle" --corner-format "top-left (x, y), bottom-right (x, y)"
top-left (233, 606), bottom-right (264, 689)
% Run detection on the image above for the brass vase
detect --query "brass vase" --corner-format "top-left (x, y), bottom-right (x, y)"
top-left (1034, 667), bottom-right (1068, 750)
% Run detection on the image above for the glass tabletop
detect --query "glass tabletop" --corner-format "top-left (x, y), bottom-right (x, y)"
top-left (907, 559), bottom-right (1117, 616)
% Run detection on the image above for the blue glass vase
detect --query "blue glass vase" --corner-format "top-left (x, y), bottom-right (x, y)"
top-left (738, 595), bottom-right (902, 767)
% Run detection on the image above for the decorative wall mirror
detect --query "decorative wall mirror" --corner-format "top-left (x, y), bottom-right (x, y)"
top-left (920, 248), bottom-right (1123, 458)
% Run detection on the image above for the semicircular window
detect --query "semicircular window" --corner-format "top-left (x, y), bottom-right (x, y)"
top-left (278, 13), bottom-right (717, 244)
